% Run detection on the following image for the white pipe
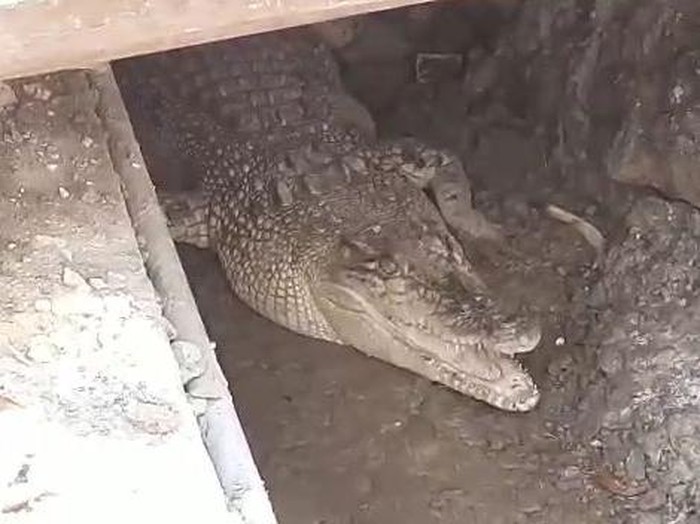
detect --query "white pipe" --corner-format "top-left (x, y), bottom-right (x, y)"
top-left (90, 65), bottom-right (277, 524)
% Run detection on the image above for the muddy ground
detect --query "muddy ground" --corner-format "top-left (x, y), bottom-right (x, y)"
top-left (126, 1), bottom-right (700, 522)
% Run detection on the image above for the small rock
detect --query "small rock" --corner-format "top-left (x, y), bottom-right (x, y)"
top-left (487, 437), bottom-right (507, 451)
top-left (80, 187), bottom-right (101, 204)
top-left (555, 336), bottom-right (566, 346)
top-left (13, 463), bottom-right (30, 484)
top-left (0, 81), bottom-right (17, 108)
top-left (34, 298), bottom-right (52, 312)
top-left (626, 448), bottom-right (647, 481)
top-left (560, 465), bottom-right (581, 479)
top-left (87, 277), bottom-right (107, 290)
top-left (81, 136), bottom-right (94, 148)
top-left (585, 204), bottom-right (598, 217)
top-left (22, 83), bottom-right (51, 101)
top-left (669, 483), bottom-right (691, 506)
top-left (171, 339), bottom-right (205, 385)
top-left (62, 266), bottom-right (89, 289)
top-left (637, 489), bottom-right (665, 511)
top-left (520, 502), bottom-right (543, 514)
top-left (598, 347), bottom-right (624, 375)
top-left (416, 53), bottom-right (463, 84)
top-left (58, 186), bottom-right (70, 199)
top-left (46, 163), bottom-right (59, 172)
top-left (160, 317), bottom-right (177, 340)
top-left (671, 84), bottom-right (684, 104)
top-left (556, 465), bottom-right (584, 491)
top-left (124, 398), bottom-right (180, 435)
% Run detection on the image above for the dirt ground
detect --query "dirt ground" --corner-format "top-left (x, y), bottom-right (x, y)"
top-left (179, 205), bottom-right (616, 523)
top-left (175, 126), bottom-right (620, 523)
top-left (118, 1), bottom-right (700, 522)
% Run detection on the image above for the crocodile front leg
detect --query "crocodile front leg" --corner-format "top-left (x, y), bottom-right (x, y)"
top-left (373, 139), bottom-right (519, 269)
top-left (428, 159), bottom-right (505, 244)
top-left (158, 189), bottom-right (211, 249)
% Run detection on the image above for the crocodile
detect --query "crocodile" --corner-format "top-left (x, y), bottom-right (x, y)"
top-left (115, 30), bottom-right (542, 412)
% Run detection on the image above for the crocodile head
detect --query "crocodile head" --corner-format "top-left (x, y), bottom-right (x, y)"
top-left (312, 231), bottom-right (541, 412)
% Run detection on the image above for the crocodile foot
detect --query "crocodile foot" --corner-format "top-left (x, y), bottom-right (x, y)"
top-left (158, 189), bottom-right (210, 249)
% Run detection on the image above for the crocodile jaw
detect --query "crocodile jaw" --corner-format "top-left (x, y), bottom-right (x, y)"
top-left (411, 344), bottom-right (540, 412)
top-left (313, 281), bottom-right (541, 412)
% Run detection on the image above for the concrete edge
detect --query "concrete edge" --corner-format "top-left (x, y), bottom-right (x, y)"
top-left (89, 64), bottom-right (278, 524)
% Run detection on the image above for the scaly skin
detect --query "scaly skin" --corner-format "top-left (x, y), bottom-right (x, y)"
top-left (116, 32), bottom-right (542, 411)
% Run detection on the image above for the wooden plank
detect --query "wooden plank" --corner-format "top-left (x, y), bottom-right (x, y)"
top-left (0, 0), bottom-right (434, 80)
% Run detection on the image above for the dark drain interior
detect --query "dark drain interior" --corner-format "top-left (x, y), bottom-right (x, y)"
top-left (114, 2), bottom-right (700, 522)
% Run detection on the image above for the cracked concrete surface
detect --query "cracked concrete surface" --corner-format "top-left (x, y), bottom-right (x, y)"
top-left (0, 71), bottom-right (232, 523)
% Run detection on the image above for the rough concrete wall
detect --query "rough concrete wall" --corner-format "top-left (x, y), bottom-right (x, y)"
top-left (464, 0), bottom-right (700, 208)
top-left (468, 2), bottom-right (700, 521)
top-left (342, 3), bottom-right (700, 521)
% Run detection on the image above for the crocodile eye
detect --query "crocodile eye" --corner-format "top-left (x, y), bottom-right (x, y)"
top-left (360, 260), bottom-right (379, 271)
top-left (378, 258), bottom-right (399, 276)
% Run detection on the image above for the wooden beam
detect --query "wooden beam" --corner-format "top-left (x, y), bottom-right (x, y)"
top-left (0, 0), bottom-right (435, 81)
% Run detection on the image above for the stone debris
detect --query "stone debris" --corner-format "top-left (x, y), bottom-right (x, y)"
top-left (0, 81), bottom-right (17, 108)
top-left (1, 71), bottom-right (233, 523)
top-left (415, 53), bottom-right (463, 84)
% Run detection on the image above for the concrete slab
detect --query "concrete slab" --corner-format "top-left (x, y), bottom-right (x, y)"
top-left (0, 0), bottom-right (435, 80)
top-left (0, 70), bottom-right (261, 523)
